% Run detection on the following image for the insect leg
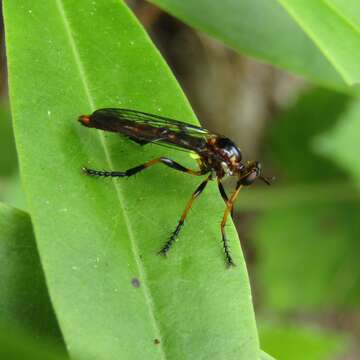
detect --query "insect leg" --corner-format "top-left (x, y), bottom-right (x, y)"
top-left (217, 179), bottom-right (234, 218)
top-left (158, 175), bottom-right (211, 256)
top-left (220, 183), bottom-right (243, 267)
top-left (83, 157), bottom-right (205, 178)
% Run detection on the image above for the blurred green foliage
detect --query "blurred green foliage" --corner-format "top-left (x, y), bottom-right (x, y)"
top-left (315, 100), bottom-right (360, 188)
top-left (255, 88), bottom-right (360, 310)
top-left (259, 322), bottom-right (348, 360)
top-left (252, 87), bottom-right (359, 357)
top-left (256, 203), bottom-right (360, 309)
top-left (268, 88), bottom-right (349, 182)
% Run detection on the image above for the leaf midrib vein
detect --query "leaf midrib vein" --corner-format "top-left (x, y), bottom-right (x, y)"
top-left (55, 1), bottom-right (166, 358)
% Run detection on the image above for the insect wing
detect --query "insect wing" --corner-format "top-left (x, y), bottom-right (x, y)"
top-left (105, 108), bottom-right (209, 134)
top-left (90, 108), bottom-right (214, 153)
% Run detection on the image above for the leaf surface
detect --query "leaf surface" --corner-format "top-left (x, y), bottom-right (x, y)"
top-left (0, 203), bottom-right (63, 345)
top-left (4, 1), bottom-right (259, 359)
top-left (149, 0), bottom-right (347, 90)
top-left (278, 0), bottom-right (360, 86)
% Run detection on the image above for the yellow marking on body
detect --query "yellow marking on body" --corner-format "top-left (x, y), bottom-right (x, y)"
top-left (230, 155), bottom-right (237, 164)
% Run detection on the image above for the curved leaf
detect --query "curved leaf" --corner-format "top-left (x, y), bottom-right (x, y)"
top-left (4, 1), bottom-right (259, 359)
top-left (0, 203), bottom-right (275, 359)
top-left (0, 203), bottom-right (63, 345)
top-left (277, 0), bottom-right (360, 86)
top-left (148, 0), bottom-right (346, 90)
top-left (0, 326), bottom-right (68, 360)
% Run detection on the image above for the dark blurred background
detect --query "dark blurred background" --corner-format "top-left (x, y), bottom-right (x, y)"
top-left (1, 1), bottom-right (359, 359)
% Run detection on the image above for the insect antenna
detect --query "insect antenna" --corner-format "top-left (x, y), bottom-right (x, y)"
top-left (260, 175), bottom-right (275, 186)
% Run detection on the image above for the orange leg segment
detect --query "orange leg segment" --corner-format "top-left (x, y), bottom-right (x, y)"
top-left (220, 184), bottom-right (243, 266)
top-left (158, 175), bottom-right (212, 256)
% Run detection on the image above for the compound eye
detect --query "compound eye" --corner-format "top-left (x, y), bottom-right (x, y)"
top-left (241, 169), bottom-right (259, 185)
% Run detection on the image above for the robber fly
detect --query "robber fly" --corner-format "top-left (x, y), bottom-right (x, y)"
top-left (79, 108), bottom-right (273, 266)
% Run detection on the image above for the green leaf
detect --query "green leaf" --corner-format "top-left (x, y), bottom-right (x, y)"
top-left (4, 1), bottom-right (259, 359)
top-left (0, 203), bottom-right (274, 360)
top-left (314, 99), bottom-right (360, 188)
top-left (0, 104), bottom-right (17, 177)
top-left (0, 326), bottom-right (68, 360)
top-left (0, 172), bottom-right (27, 211)
top-left (259, 350), bottom-right (276, 360)
top-left (148, 0), bottom-right (346, 90)
top-left (277, 0), bottom-right (360, 86)
top-left (0, 103), bottom-right (26, 210)
top-left (0, 203), bottom-right (63, 345)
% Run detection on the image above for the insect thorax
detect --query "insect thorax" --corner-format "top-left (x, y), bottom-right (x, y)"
top-left (220, 161), bottom-right (234, 177)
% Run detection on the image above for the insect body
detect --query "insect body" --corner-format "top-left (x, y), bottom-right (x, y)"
top-left (79, 108), bottom-right (272, 266)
